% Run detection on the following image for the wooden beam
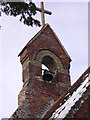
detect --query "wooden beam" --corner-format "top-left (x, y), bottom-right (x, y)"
top-left (41, 2), bottom-right (45, 27)
top-left (36, 7), bottom-right (52, 15)
top-left (36, 2), bottom-right (52, 27)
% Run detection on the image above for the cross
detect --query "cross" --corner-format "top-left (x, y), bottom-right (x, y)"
top-left (36, 2), bottom-right (52, 27)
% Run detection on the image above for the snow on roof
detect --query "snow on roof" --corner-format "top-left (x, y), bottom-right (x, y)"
top-left (49, 72), bottom-right (90, 119)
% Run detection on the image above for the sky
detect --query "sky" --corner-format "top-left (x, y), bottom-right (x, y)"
top-left (0, 1), bottom-right (89, 119)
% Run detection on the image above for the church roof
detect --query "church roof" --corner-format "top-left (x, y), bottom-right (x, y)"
top-left (43, 66), bottom-right (90, 119)
top-left (18, 24), bottom-right (71, 61)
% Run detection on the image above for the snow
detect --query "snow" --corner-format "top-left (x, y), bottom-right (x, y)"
top-left (84, 73), bottom-right (89, 79)
top-left (50, 73), bottom-right (90, 119)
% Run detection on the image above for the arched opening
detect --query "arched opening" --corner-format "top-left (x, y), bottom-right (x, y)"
top-left (36, 50), bottom-right (65, 82)
top-left (42, 56), bottom-right (57, 82)
top-left (42, 56), bottom-right (56, 72)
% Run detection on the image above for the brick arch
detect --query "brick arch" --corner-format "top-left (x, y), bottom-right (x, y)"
top-left (36, 50), bottom-right (64, 74)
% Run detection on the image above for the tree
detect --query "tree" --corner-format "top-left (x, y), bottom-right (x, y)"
top-left (0, 1), bottom-right (41, 27)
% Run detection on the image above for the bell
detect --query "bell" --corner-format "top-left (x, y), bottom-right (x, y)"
top-left (43, 70), bottom-right (53, 81)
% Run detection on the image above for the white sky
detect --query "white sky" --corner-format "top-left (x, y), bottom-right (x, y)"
top-left (0, 1), bottom-right (88, 119)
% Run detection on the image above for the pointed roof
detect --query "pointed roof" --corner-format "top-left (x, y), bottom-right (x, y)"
top-left (18, 24), bottom-right (71, 61)
top-left (43, 66), bottom-right (90, 119)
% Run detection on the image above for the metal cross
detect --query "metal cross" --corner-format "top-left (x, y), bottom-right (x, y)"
top-left (36, 2), bottom-right (52, 27)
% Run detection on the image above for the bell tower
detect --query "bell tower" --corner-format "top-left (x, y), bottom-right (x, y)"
top-left (10, 2), bottom-right (71, 119)
top-left (12, 24), bottom-right (71, 118)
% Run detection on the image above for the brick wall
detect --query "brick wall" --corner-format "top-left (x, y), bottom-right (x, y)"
top-left (17, 25), bottom-right (71, 118)
top-left (74, 97), bottom-right (90, 119)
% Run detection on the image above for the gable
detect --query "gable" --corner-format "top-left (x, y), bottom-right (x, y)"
top-left (18, 24), bottom-right (71, 69)
top-left (18, 24), bottom-right (71, 60)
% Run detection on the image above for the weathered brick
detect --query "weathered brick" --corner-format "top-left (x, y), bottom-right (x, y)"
top-left (11, 24), bottom-right (71, 118)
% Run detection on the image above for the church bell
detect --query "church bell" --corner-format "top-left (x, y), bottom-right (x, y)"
top-left (42, 69), bottom-right (53, 81)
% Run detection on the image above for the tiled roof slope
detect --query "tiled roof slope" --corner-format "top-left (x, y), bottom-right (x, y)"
top-left (43, 66), bottom-right (90, 119)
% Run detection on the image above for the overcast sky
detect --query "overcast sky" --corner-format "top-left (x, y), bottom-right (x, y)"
top-left (0, 1), bottom-right (89, 119)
